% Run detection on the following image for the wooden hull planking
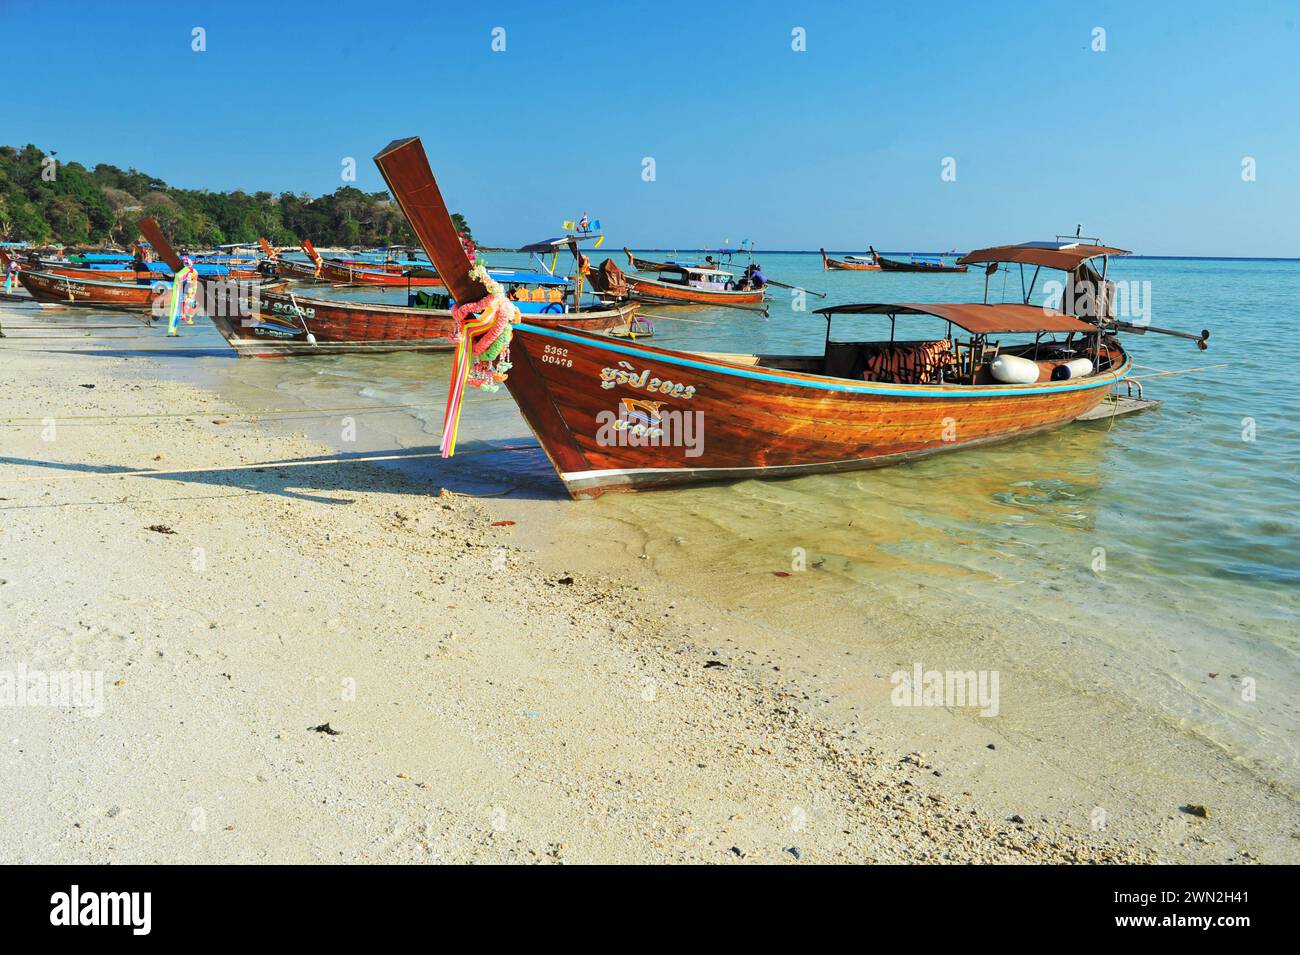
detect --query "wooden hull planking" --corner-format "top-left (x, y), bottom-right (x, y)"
top-left (313, 259), bottom-right (443, 286)
top-left (16, 268), bottom-right (167, 309)
top-left (821, 248), bottom-right (880, 271)
top-left (269, 258), bottom-right (325, 280)
top-left (626, 251), bottom-right (675, 272)
top-left (622, 272), bottom-right (767, 307)
top-left (37, 264), bottom-right (261, 282)
top-left (876, 255), bottom-right (969, 273)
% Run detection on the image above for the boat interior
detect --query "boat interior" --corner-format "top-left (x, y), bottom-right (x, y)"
top-left (410, 280), bottom-right (617, 315)
top-left (712, 335), bottom-right (1120, 386)
top-left (649, 264), bottom-right (746, 291)
top-left (722, 242), bottom-right (1131, 387)
top-left (699, 307), bottom-right (1121, 387)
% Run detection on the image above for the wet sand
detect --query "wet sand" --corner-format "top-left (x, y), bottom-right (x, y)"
top-left (0, 301), bottom-right (1294, 863)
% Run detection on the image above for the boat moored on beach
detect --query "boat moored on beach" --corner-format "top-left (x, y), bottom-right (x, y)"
top-left (210, 278), bottom-right (640, 356)
top-left (370, 135), bottom-right (1210, 499)
top-left (9, 264), bottom-right (168, 309)
top-left (2, 245), bottom-right (165, 309)
top-left (257, 239), bottom-right (320, 280)
top-left (301, 240), bottom-right (443, 286)
top-left (503, 305), bottom-right (1130, 497)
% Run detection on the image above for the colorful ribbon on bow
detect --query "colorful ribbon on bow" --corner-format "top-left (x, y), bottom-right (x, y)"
top-left (167, 260), bottom-right (200, 334)
top-left (3, 259), bottom-right (18, 295)
top-left (439, 262), bottom-right (521, 458)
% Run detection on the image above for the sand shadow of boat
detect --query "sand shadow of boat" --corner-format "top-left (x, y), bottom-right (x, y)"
top-left (0, 438), bottom-right (570, 506)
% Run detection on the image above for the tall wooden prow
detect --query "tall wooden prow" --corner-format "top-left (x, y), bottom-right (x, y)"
top-left (136, 217), bottom-right (186, 274)
top-left (372, 137), bottom-right (486, 306)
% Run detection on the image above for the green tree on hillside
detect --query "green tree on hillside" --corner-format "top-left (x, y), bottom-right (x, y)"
top-left (0, 145), bottom-right (467, 249)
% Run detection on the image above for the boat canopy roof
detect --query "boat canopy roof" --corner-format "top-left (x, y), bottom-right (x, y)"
top-left (813, 302), bottom-right (1097, 335)
top-left (137, 262), bottom-right (239, 277)
top-left (74, 253), bottom-right (134, 263)
top-left (657, 264), bottom-right (734, 278)
top-left (957, 241), bottom-right (1130, 270)
top-left (489, 269), bottom-right (570, 287)
top-left (518, 235), bottom-right (601, 252)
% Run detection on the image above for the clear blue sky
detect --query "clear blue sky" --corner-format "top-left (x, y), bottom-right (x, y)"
top-left (3, 0), bottom-right (1297, 255)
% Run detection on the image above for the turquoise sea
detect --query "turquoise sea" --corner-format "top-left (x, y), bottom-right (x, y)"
top-left (11, 251), bottom-right (1299, 792)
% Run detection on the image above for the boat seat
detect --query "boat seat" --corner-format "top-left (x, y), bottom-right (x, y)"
top-left (824, 341), bottom-right (867, 380)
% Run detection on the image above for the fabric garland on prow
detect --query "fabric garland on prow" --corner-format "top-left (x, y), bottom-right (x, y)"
top-left (439, 260), bottom-right (521, 458)
top-left (167, 258), bottom-right (200, 334)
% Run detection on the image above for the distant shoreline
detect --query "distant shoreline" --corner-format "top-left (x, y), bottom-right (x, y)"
top-left (629, 250), bottom-right (1300, 263)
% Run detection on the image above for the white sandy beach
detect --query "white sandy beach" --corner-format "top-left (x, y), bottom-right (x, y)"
top-left (0, 302), bottom-right (1295, 863)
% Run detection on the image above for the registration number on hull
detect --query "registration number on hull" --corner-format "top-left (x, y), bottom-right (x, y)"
top-left (541, 344), bottom-right (572, 368)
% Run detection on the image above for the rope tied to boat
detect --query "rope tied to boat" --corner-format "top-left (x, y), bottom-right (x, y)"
top-left (439, 261), bottom-right (520, 458)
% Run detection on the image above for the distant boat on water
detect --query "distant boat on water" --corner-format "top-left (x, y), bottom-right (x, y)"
top-left (821, 248), bottom-right (880, 271)
top-left (869, 246), bottom-right (969, 273)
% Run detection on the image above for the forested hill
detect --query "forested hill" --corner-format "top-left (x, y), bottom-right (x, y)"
top-left (0, 144), bottom-right (470, 248)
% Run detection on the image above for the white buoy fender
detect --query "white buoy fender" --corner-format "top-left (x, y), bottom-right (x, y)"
top-left (990, 353), bottom-right (1040, 384)
top-left (1050, 357), bottom-right (1094, 381)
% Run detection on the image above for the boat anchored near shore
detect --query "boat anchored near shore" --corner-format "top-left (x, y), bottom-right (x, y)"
top-left (371, 135), bottom-right (1210, 499)
top-left (620, 248), bottom-right (769, 312)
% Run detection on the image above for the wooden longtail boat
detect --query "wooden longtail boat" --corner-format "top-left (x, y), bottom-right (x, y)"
top-left (310, 259), bottom-right (443, 286)
top-left (330, 254), bottom-right (433, 274)
top-left (372, 137), bottom-right (1208, 498)
top-left (27, 247), bottom-right (262, 280)
top-left (28, 262), bottom-right (262, 282)
top-left (13, 266), bottom-right (168, 309)
top-left (870, 246), bottom-right (969, 273)
top-left (301, 239), bottom-right (443, 286)
top-left (622, 270), bottom-right (767, 309)
top-left (625, 250), bottom-right (677, 272)
top-left (500, 309), bottom-right (1129, 497)
top-left (257, 239), bottom-right (416, 282)
top-left (209, 287), bottom-right (639, 357)
top-left (280, 261), bottom-right (321, 280)
top-left (620, 248), bottom-right (767, 311)
top-left (2, 246), bottom-right (166, 310)
top-left (268, 257), bottom-right (322, 281)
top-left (624, 249), bottom-right (750, 273)
top-left (821, 248), bottom-right (880, 271)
